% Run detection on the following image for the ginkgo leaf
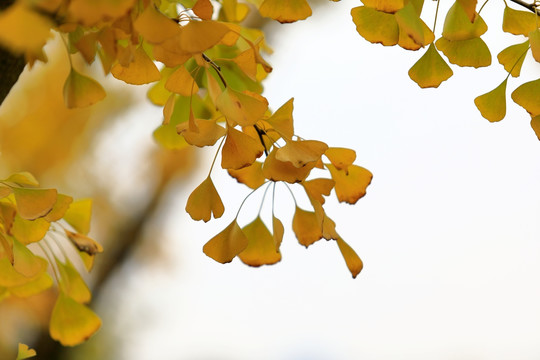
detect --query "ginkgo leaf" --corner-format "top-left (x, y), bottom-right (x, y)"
top-left (73, 32), bottom-right (98, 64)
top-left (4, 172), bottom-right (39, 187)
top-left (259, 0), bottom-right (312, 23)
top-left (11, 217), bottom-right (50, 245)
top-left (221, 126), bottom-right (264, 169)
top-left (336, 237), bottom-right (363, 278)
top-left (361, 0), bottom-right (405, 13)
top-left (203, 220), bottom-right (248, 263)
top-left (474, 79), bottom-right (507, 122)
top-left (64, 199), bottom-right (92, 235)
top-left (216, 87), bottom-right (268, 126)
top-left (9, 272), bottom-right (53, 298)
top-left (154, 124), bottom-right (189, 149)
top-left (0, 256), bottom-right (47, 287)
top-left (327, 164), bottom-right (373, 204)
top-left (64, 230), bottom-right (103, 256)
top-left (457, 0), bottom-right (477, 22)
top-left (497, 40), bottom-right (529, 77)
top-left (177, 118), bottom-right (226, 147)
top-left (238, 217), bottom-right (281, 266)
top-left (111, 46), bottom-right (161, 85)
top-left (531, 115), bottom-right (540, 140)
top-left (262, 148), bottom-right (316, 183)
top-left (165, 66), bottom-right (199, 96)
top-left (152, 35), bottom-right (192, 68)
top-left (292, 206), bottom-right (323, 247)
top-left (186, 177), bottom-right (224, 222)
top-left (325, 147), bottom-right (356, 172)
top-left (227, 162), bottom-right (266, 189)
top-left (394, 3), bottom-right (425, 46)
top-left (221, 0), bottom-right (249, 22)
top-left (266, 98), bottom-right (294, 140)
top-left (49, 292), bottom-right (101, 346)
top-left (45, 194), bottom-right (73, 222)
top-left (12, 188), bottom-right (56, 220)
top-left (529, 29), bottom-right (540, 63)
top-left (409, 43), bottom-right (453, 88)
top-left (179, 20), bottom-right (229, 53)
top-left (275, 140), bottom-right (328, 168)
top-left (502, 6), bottom-right (537, 36)
top-left (16, 343), bottom-right (36, 360)
top-left (134, 4), bottom-right (181, 43)
top-left (63, 69), bottom-right (106, 108)
top-left (442, 2), bottom-right (487, 41)
top-left (272, 215), bottom-right (284, 251)
top-left (233, 49), bottom-right (258, 81)
top-left (351, 6), bottom-right (399, 46)
top-left (68, 0), bottom-right (134, 25)
top-left (163, 94), bottom-right (176, 125)
top-left (12, 238), bottom-right (46, 278)
top-left (511, 78), bottom-right (540, 117)
top-left (435, 37), bottom-right (491, 68)
top-left (56, 258), bottom-right (91, 303)
top-left (0, 2), bottom-right (52, 55)
top-left (193, 0), bottom-right (214, 20)
top-left (302, 178), bottom-right (335, 205)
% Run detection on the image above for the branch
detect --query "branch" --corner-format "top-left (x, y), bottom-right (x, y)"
top-left (508, 0), bottom-right (537, 13)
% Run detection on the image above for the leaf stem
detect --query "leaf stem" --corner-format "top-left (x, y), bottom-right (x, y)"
top-left (38, 242), bottom-right (61, 286)
top-left (433, 0), bottom-right (441, 33)
top-left (234, 181), bottom-right (269, 220)
top-left (283, 182), bottom-right (298, 208)
top-left (257, 182), bottom-right (272, 216)
top-left (505, 45), bottom-right (531, 80)
top-left (478, 0), bottom-right (490, 14)
top-left (207, 135), bottom-right (226, 178)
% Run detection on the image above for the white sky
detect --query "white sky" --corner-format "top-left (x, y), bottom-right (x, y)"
top-left (94, 1), bottom-right (540, 359)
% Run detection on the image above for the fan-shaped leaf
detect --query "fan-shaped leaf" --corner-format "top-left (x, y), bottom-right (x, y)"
top-left (64, 199), bottom-right (92, 235)
top-left (165, 66), bottom-right (199, 96)
top-left (186, 177), bottom-right (224, 222)
top-left (228, 162), bottom-right (266, 189)
top-left (502, 6), bottom-right (537, 36)
top-left (179, 20), bottom-right (229, 53)
top-left (275, 140), bottom-right (328, 168)
top-left (530, 29), bottom-right (540, 63)
top-left (63, 69), bottom-right (106, 108)
top-left (409, 43), bottom-right (453, 88)
top-left (259, 0), bottom-right (312, 23)
top-left (351, 6), bottom-right (399, 46)
top-left (239, 217), bottom-right (281, 266)
top-left (442, 2), bottom-right (487, 41)
top-left (16, 343), bottom-right (36, 360)
top-left (111, 47), bottom-right (161, 85)
top-left (134, 4), bottom-right (181, 43)
top-left (497, 41), bottom-right (529, 77)
top-left (511, 78), bottom-right (540, 117)
top-left (436, 37), bottom-right (491, 68)
top-left (56, 259), bottom-right (91, 303)
top-left (11, 217), bottom-right (50, 245)
top-left (203, 220), bottom-right (248, 263)
top-left (292, 206), bottom-right (323, 247)
top-left (474, 79), bottom-right (507, 122)
top-left (221, 126), bottom-right (264, 169)
top-left (216, 88), bottom-right (268, 126)
top-left (327, 164), bottom-right (372, 204)
top-left (12, 188), bottom-right (57, 220)
top-left (262, 148), bottom-right (316, 183)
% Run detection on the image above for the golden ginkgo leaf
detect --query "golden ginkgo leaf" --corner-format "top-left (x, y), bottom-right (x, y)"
top-left (233, 49), bottom-right (258, 81)
top-left (502, 6), bottom-right (537, 36)
top-left (259, 0), bottom-right (312, 23)
top-left (56, 259), bottom-right (91, 303)
top-left (192, 0), bottom-right (214, 20)
top-left (64, 230), bottom-right (103, 256)
top-left (266, 98), bottom-right (294, 140)
top-left (12, 238), bottom-right (46, 278)
top-left (336, 237), bottom-right (363, 278)
top-left (8, 271), bottom-right (53, 298)
top-left (435, 37), bottom-right (491, 68)
top-left (394, 2), bottom-right (425, 46)
top-left (3, 172), bottom-right (39, 187)
top-left (497, 40), bottom-right (529, 77)
top-left (361, 0), bottom-right (405, 13)
top-left (179, 20), bottom-right (229, 53)
top-left (292, 206), bottom-right (323, 247)
top-left (227, 161), bottom-right (266, 189)
top-left (203, 220), bottom-right (248, 263)
top-left (302, 178), bottom-right (335, 205)
top-left (134, 4), bottom-right (181, 44)
top-left (12, 187), bottom-right (57, 220)
top-left (275, 139), bottom-right (328, 168)
top-left (325, 147), bottom-right (356, 172)
top-left (0, 233), bottom-right (13, 264)
top-left (262, 148), bottom-right (316, 183)
top-left (511, 78), bottom-right (540, 117)
top-left (409, 43), bottom-right (453, 88)
top-left (177, 118), bottom-right (226, 147)
top-left (165, 66), bottom-right (199, 96)
top-left (239, 217), bottom-right (281, 267)
top-left (185, 177), bottom-right (224, 222)
top-left (0, 256), bottom-right (47, 288)
top-left (63, 69), bottom-right (106, 108)
top-left (216, 87), bottom-right (268, 127)
top-left (68, 0), bottom-right (134, 26)
top-left (221, 126), bottom-right (264, 170)
top-left (64, 199), bottom-right (92, 235)
top-left (49, 292), bottom-right (101, 346)
top-left (44, 194), bottom-right (73, 222)
top-left (351, 6), bottom-right (399, 46)
top-left (326, 164), bottom-right (372, 204)
top-left (111, 46), bottom-right (161, 85)
top-left (11, 217), bottom-right (50, 245)
top-left (474, 79), bottom-right (507, 122)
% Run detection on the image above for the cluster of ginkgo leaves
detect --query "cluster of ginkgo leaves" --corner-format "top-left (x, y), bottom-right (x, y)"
top-left (0, 172), bottom-right (102, 351)
top-left (350, 0), bottom-right (540, 136)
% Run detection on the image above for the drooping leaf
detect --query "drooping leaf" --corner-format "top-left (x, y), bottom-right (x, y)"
top-left (221, 126), bottom-right (264, 169)
top-left (233, 49), bottom-right (258, 80)
top-left (474, 79), bottom-right (507, 122)
top-left (185, 177), bottom-right (224, 222)
top-left (325, 147), bottom-right (356, 172)
top-left (227, 161), bottom-right (266, 189)
top-left (0, 256), bottom-right (47, 287)
top-left (275, 140), bottom-right (328, 168)
top-left (442, 2), bottom-right (487, 41)
top-left (12, 238), bottom-right (46, 278)
top-left (409, 43), bottom-right (453, 88)
top-left (11, 217), bottom-right (50, 245)
top-left (529, 29), bottom-right (540, 63)
top-left (457, 0), bottom-right (477, 22)
top-left (436, 37), bottom-right (491, 68)
top-left (336, 237), bottom-right (363, 278)
top-left (134, 4), bottom-right (181, 43)
top-left (177, 118), bottom-right (226, 147)
top-left (203, 220), bottom-right (248, 263)
top-left (497, 40), bottom-right (530, 77)
top-left (326, 164), bottom-right (373, 204)
top-left (394, 2), bottom-right (425, 46)
top-left (262, 148), bottom-right (316, 183)
top-left (16, 343), bottom-right (37, 360)
top-left (111, 47), bottom-right (161, 85)
top-left (154, 124), bottom-right (189, 149)
top-left (13, 188), bottom-right (57, 220)
top-left (361, 0), bottom-right (405, 13)
top-left (179, 20), bottom-right (229, 53)
top-left (272, 215), bottom-right (284, 251)
top-left (45, 194), bottom-right (73, 222)
top-left (216, 87), bottom-right (268, 126)
top-left (351, 6), bottom-right (399, 46)
top-left (511, 78), bottom-right (540, 117)
top-left (63, 69), bottom-right (106, 108)
top-left (502, 6), bottom-right (538, 36)
top-left (302, 178), bottom-right (335, 205)
top-left (259, 0), bottom-right (312, 23)
top-left (266, 98), bottom-right (294, 140)
top-left (238, 217), bottom-right (281, 266)
top-left (292, 206), bottom-right (323, 247)
top-left (8, 272), bottom-right (53, 298)
top-left (49, 292), bottom-right (101, 346)
top-left (64, 199), bottom-right (92, 235)
top-left (165, 66), bottom-right (200, 96)
top-left (56, 258), bottom-right (91, 303)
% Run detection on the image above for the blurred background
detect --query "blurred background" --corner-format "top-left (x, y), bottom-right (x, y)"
top-left (1, 0), bottom-right (540, 358)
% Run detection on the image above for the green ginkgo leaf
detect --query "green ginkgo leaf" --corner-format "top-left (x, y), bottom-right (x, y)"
top-left (497, 40), bottom-right (529, 77)
top-left (395, 2), bottom-right (425, 46)
top-left (409, 43), bottom-right (453, 88)
top-left (350, 6), bottom-right (399, 46)
top-left (16, 343), bottom-right (36, 360)
top-left (474, 79), bottom-right (507, 122)
top-left (502, 6), bottom-right (537, 36)
top-left (442, 1), bottom-right (487, 41)
top-left (63, 69), bottom-right (106, 108)
top-left (436, 37), bottom-right (491, 68)
top-left (511, 78), bottom-right (540, 117)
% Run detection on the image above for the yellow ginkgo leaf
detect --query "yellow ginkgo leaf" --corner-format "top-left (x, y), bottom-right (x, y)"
top-left (186, 177), bottom-right (224, 222)
top-left (529, 29), bottom-right (540, 63)
top-left (351, 6), bottom-right (399, 46)
top-left (266, 98), bottom-right (294, 140)
top-left (394, 2), bottom-right (425, 46)
top-left (511, 78), bottom-right (540, 117)
top-left (152, 35), bottom-right (192, 68)
top-left (441, 2), bottom-right (487, 41)
top-left (165, 66), bottom-right (199, 96)
top-left (531, 115), bottom-right (540, 140)
top-left (409, 43), bottom-right (453, 88)
top-left (497, 40), bottom-right (529, 77)
top-left (16, 343), bottom-right (36, 360)
top-left (302, 178), bottom-right (335, 205)
top-left (73, 32), bottom-right (98, 64)
top-left (361, 0), bottom-right (405, 13)
top-left (193, 0), bottom-right (214, 20)
top-left (49, 292), bottom-right (101, 346)
top-left (111, 47), bottom-right (161, 85)
top-left (177, 119), bottom-right (226, 147)
top-left (134, 4), bottom-right (181, 44)
top-left (64, 230), bottom-right (103, 256)
top-left (262, 148), bottom-right (316, 183)
top-left (9, 272), bottom-right (53, 298)
top-left (4, 172), bottom-right (39, 187)
top-left (216, 88), bottom-right (268, 126)
top-left (239, 217), bottom-right (281, 267)
top-left (259, 0), bottom-right (312, 23)
top-left (325, 147), bottom-right (356, 172)
top-left (0, 256), bottom-right (47, 287)
top-left (435, 37), bottom-right (491, 68)
top-left (45, 194), bottom-right (73, 222)
top-left (272, 215), bottom-right (284, 251)
top-left (64, 199), bottom-right (92, 235)
top-left (12, 187), bottom-right (57, 220)
top-left (12, 238), bottom-right (46, 278)
top-left (474, 79), bottom-right (507, 122)
top-left (179, 20), bottom-right (229, 53)
top-left (327, 164), bottom-right (372, 204)
top-left (203, 220), bottom-right (248, 263)
top-left (56, 259), bottom-right (91, 303)
top-left (276, 139), bottom-right (329, 168)
top-left (11, 217), bottom-right (50, 245)
top-left (221, 126), bottom-right (264, 170)
top-left (336, 237), bottom-right (363, 278)
top-left (227, 161), bottom-right (266, 189)
top-left (63, 69), bottom-right (106, 108)
top-left (457, 0), bottom-right (477, 21)
top-left (292, 206), bottom-right (323, 247)
top-left (502, 6), bottom-right (537, 36)
top-left (233, 49), bottom-right (258, 80)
